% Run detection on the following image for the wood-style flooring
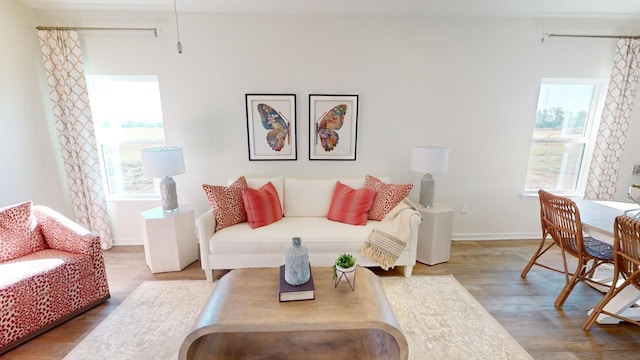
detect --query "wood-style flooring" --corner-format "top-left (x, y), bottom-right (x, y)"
top-left (3, 240), bottom-right (640, 359)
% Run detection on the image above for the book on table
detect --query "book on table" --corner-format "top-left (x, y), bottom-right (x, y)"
top-left (279, 264), bottom-right (315, 302)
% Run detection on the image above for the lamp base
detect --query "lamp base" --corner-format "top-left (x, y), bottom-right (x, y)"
top-left (160, 176), bottom-right (179, 212)
top-left (419, 173), bottom-right (435, 208)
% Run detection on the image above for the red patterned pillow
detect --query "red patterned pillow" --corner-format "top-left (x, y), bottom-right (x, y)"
top-left (327, 182), bottom-right (376, 225)
top-left (242, 182), bottom-right (283, 229)
top-left (202, 176), bottom-right (248, 231)
top-left (0, 201), bottom-right (46, 262)
top-left (364, 175), bottom-right (413, 221)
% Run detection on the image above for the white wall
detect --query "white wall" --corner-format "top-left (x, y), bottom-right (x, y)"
top-left (0, 1), bottom-right (70, 216)
top-left (24, 9), bottom-right (640, 243)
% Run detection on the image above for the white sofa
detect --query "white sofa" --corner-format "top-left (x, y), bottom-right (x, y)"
top-left (196, 176), bottom-right (422, 281)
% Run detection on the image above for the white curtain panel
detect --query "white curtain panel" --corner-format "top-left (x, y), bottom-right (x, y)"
top-left (37, 30), bottom-right (113, 249)
top-left (585, 39), bottom-right (640, 200)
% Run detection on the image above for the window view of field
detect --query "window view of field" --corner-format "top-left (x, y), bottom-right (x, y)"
top-left (524, 82), bottom-right (596, 192)
top-left (88, 77), bottom-right (165, 196)
top-left (100, 127), bottom-right (163, 195)
top-left (525, 139), bottom-right (584, 190)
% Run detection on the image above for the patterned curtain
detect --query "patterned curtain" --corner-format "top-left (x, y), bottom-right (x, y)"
top-left (585, 39), bottom-right (640, 200)
top-left (37, 30), bottom-right (113, 249)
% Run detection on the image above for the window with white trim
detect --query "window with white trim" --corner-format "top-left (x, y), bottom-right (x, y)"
top-left (523, 79), bottom-right (607, 196)
top-left (87, 76), bottom-right (165, 197)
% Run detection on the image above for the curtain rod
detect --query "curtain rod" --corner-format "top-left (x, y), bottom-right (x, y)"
top-left (542, 33), bottom-right (640, 42)
top-left (36, 26), bottom-right (157, 37)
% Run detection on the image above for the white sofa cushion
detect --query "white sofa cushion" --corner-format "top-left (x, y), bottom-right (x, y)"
top-left (284, 177), bottom-right (380, 217)
top-left (337, 178), bottom-right (365, 189)
top-left (209, 217), bottom-right (377, 256)
top-left (338, 177), bottom-right (390, 189)
top-left (284, 178), bottom-right (338, 217)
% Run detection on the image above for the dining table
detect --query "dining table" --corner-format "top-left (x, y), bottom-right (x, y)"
top-left (575, 199), bottom-right (640, 325)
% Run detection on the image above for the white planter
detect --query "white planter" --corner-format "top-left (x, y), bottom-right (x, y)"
top-left (629, 186), bottom-right (640, 204)
top-left (334, 264), bottom-right (357, 290)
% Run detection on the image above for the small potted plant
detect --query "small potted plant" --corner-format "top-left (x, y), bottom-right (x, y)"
top-left (333, 253), bottom-right (357, 290)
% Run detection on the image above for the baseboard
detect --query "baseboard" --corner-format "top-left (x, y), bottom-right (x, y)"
top-left (113, 236), bottom-right (144, 246)
top-left (452, 232), bottom-right (540, 241)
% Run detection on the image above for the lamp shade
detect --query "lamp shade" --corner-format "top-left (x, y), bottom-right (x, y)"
top-left (411, 146), bottom-right (449, 174)
top-left (141, 146), bottom-right (185, 178)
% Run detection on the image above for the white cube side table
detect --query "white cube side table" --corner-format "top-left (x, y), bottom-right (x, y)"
top-left (140, 204), bottom-right (198, 273)
top-left (416, 204), bottom-right (454, 265)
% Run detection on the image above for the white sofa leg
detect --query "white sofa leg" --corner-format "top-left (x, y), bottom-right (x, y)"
top-left (403, 265), bottom-right (413, 278)
top-left (204, 269), bottom-right (214, 282)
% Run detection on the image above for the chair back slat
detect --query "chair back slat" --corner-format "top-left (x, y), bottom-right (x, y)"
top-left (584, 215), bottom-right (640, 330)
top-left (614, 215), bottom-right (640, 289)
top-left (539, 190), bottom-right (583, 258)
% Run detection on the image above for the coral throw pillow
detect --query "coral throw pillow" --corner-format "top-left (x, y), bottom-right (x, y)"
top-left (364, 175), bottom-right (413, 221)
top-left (327, 182), bottom-right (376, 225)
top-left (242, 182), bottom-right (283, 229)
top-left (0, 201), bottom-right (46, 262)
top-left (202, 176), bottom-right (248, 231)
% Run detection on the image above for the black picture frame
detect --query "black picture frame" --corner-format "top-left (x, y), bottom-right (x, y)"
top-left (309, 94), bottom-right (359, 161)
top-left (245, 94), bottom-right (297, 161)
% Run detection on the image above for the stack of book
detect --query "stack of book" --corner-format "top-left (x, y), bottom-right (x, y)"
top-left (278, 264), bottom-right (315, 302)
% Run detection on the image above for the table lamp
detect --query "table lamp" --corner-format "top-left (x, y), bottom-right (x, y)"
top-left (411, 146), bottom-right (449, 208)
top-left (141, 146), bottom-right (185, 212)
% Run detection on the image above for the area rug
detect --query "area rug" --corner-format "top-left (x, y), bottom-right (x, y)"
top-left (64, 276), bottom-right (532, 360)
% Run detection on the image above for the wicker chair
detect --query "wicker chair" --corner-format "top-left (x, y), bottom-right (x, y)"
top-left (536, 190), bottom-right (614, 307)
top-left (584, 215), bottom-right (640, 330)
top-left (521, 192), bottom-right (556, 278)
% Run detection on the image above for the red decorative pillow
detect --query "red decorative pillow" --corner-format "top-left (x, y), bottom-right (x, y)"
top-left (0, 201), bottom-right (46, 262)
top-left (327, 182), bottom-right (376, 225)
top-left (202, 176), bottom-right (248, 231)
top-left (242, 182), bottom-right (283, 229)
top-left (364, 175), bottom-right (413, 220)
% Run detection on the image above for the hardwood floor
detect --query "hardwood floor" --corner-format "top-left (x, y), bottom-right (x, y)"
top-left (3, 240), bottom-right (640, 359)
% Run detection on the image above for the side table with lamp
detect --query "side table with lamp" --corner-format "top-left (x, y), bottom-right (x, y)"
top-left (140, 146), bottom-right (198, 273)
top-left (411, 146), bottom-right (454, 265)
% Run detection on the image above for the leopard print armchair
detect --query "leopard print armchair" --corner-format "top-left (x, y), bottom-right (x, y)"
top-left (0, 201), bottom-right (110, 354)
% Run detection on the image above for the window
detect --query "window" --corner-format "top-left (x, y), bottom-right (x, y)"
top-left (523, 79), bottom-right (607, 196)
top-left (87, 76), bottom-right (165, 197)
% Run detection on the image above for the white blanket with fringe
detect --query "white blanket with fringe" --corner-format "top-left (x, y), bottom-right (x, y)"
top-left (362, 198), bottom-right (419, 270)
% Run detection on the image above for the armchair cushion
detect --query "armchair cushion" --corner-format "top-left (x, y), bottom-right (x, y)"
top-left (0, 201), bottom-right (45, 262)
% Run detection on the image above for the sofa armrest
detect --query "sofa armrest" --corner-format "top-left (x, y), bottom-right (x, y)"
top-left (407, 210), bottom-right (423, 256)
top-left (32, 205), bottom-right (98, 256)
top-left (32, 204), bottom-right (110, 304)
top-left (195, 209), bottom-right (216, 270)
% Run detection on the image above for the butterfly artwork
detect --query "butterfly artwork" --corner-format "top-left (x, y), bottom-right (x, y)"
top-left (257, 103), bottom-right (290, 152)
top-left (315, 104), bottom-right (347, 152)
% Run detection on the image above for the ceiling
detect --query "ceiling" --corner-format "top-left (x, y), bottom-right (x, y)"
top-left (16, 0), bottom-right (640, 19)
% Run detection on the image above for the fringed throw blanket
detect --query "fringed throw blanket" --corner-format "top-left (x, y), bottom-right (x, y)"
top-left (362, 198), bottom-right (420, 270)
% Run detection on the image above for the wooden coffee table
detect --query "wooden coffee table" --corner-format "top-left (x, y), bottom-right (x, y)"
top-left (178, 266), bottom-right (408, 360)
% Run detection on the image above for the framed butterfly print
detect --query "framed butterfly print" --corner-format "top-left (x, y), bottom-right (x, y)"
top-left (245, 94), bottom-right (297, 161)
top-left (309, 94), bottom-right (359, 160)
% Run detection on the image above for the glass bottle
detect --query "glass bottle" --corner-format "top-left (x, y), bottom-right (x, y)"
top-left (285, 237), bottom-right (310, 285)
